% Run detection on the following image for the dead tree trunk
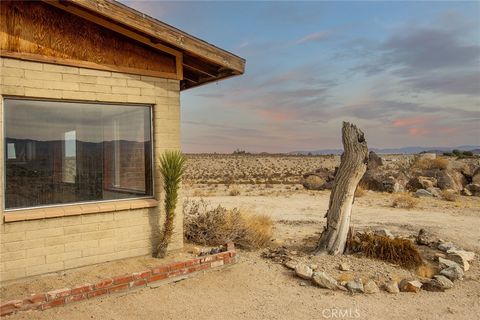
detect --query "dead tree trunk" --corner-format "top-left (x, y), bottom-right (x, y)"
top-left (315, 122), bottom-right (368, 255)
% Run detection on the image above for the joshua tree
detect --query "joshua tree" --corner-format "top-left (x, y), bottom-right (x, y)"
top-left (315, 122), bottom-right (368, 255)
top-left (157, 150), bottom-right (186, 258)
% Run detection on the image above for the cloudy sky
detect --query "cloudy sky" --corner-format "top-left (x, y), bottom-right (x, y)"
top-left (123, 1), bottom-right (479, 153)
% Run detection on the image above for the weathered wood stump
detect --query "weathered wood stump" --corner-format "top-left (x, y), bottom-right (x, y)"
top-left (315, 122), bottom-right (368, 255)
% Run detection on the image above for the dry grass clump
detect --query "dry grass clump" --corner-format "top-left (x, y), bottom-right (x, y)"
top-left (441, 190), bottom-right (458, 202)
top-left (354, 186), bottom-right (366, 198)
top-left (412, 157), bottom-right (449, 170)
top-left (416, 263), bottom-right (436, 278)
top-left (392, 192), bottom-right (418, 209)
top-left (183, 199), bottom-right (272, 249)
top-left (229, 186), bottom-right (241, 196)
top-left (347, 233), bottom-right (423, 269)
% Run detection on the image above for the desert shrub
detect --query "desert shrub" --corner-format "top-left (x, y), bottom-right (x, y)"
top-left (183, 199), bottom-right (272, 249)
top-left (354, 186), bottom-right (366, 198)
top-left (441, 190), bottom-right (458, 202)
top-left (411, 157), bottom-right (449, 170)
top-left (392, 193), bottom-right (418, 209)
top-left (416, 263), bottom-right (436, 278)
top-left (157, 151), bottom-right (186, 258)
top-left (229, 186), bottom-right (241, 196)
top-left (347, 233), bottom-right (423, 269)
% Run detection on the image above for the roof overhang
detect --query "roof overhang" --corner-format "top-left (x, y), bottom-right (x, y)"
top-left (43, 0), bottom-right (245, 90)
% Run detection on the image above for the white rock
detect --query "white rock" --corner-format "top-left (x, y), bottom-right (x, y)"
top-left (384, 281), bottom-right (399, 294)
top-left (295, 263), bottom-right (313, 280)
top-left (363, 280), bottom-right (379, 294)
top-left (284, 260), bottom-right (298, 270)
top-left (338, 262), bottom-right (350, 271)
top-left (446, 250), bottom-right (474, 271)
top-left (312, 271), bottom-right (342, 290)
top-left (438, 241), bottom-right (456, 252)
top-left (346, 280), bottom-right (364, 293)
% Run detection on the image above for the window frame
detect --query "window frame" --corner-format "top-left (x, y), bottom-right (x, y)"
top-left (2, 96), bottom-right (156, 212)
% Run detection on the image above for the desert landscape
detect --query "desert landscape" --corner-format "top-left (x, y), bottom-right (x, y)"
top-left (4, 152), bottom-right (480, 320)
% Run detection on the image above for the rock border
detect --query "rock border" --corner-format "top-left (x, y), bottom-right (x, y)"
top-left (0, 247), bottom-right (237, 317)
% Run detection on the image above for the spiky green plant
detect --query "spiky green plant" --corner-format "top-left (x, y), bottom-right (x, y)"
top-left (156, 150), bottom-right (186, 258)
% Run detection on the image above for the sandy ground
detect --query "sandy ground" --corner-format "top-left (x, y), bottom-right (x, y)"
top-left (5, 188), bottom-right (480, 320)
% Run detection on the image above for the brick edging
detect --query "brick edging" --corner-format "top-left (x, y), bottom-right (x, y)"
top-left (0, 249), bottom-right (237, 317)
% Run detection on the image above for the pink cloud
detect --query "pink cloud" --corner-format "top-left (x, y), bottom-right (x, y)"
top-left (392, 116), bottom-right (428, 127)
top-left (408, 127), bottom-right (429, 136)
top-left (296, 31), bottom-right (331, 45)
top-left (257, 109), bottom-right (291, 122)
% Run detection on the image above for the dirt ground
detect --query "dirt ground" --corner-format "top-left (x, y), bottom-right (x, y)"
top-left (5, 186), bottom-right (480, 320)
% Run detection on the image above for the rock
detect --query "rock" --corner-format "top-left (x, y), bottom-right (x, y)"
top-left (440, 265), bottom-right (464, 281)
top-left (422, 276), bottom-right (454, 292)
top-left (374, 229), bottom-right (394, 239)
top-left (433, 275), bottom-right (454, 289)
top-left (302, 175), bottom-right (326, 191)
top-left (415, 189), bottom-right (433, 197)
top-left (437, 171), bottom-right (461, 191)
top-left (406, 177), bottom-right (423, 191)
top-left (426, 187), bottom-right (442, 198)
top-left (416, 229), bottom-right (430, 245)
top-left (312, 272), bottom-right (342, 290)
top-left (384, 281), bottom-right (400, 294)
top-left (399, 279), bottom-right (422, 293)
top-left (338, 262), bottom-right (350, 271)
top-left (465, 183), bottom-right (480, 196)
top-left (447, 250), bottom-right (475, 271)
top-left (437, 241), bottom-right (456, 252)
top-left (360, 171), bottom-right (385, 191)
top-left (472, 167), bottom-right (480, 184)
top-left (295, 263), bottom-right (313, 280)
top-left (367, 151), bottom-right (383, 170)
top-left (438, 257), bottom-right (461, 269)
top-left (363, 280), bottom-right (379, 294)
top-left (284, 260), bottom-right (298, 270)
top-left (346, 280), bottom-right (364, 293)
top-left (418, 176), bottom-right (437, 189)
top-left (382, 176), bottom-right (401, 193)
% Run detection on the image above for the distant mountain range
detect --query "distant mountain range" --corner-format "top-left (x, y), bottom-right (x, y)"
top-left (290, 145), bottom-right (480, 155)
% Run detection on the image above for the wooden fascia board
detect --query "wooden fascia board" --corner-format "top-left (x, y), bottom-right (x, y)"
top-left (53, 0), bottom-right (245, 74)
top-left (43, 0), bottom-right (183, 80)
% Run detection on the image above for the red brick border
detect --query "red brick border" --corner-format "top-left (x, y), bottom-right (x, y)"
top-left (0, 249), bottom-right (237, 317)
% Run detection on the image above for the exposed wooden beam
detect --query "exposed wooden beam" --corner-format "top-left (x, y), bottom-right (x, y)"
top-left (183, 55), bottom-right (218, 78)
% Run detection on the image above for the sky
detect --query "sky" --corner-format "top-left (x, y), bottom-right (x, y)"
top-left (122, 1), bottom-right (480, 153)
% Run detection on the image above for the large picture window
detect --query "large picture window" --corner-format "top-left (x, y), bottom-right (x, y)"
top-left (4, 98), bottom-right (153, 210)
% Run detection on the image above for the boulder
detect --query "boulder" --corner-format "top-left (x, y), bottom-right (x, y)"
top-left (415, 189), bottom-right (433, 197)
top-left (399, 279), bottom-right (422, 293)
top-left (367, 151), bottom-right (383, 170)
top-left (363, 280), bottom-right (380, 294)
top-left (472, 167), bottom-right (480, 184)
top-left (383, 176), bottom-right (401, 193)
top-left (312, 272), bottom-right (344, 290)
top-left (295, 263), bottom-right (313, 280)
top-left (433, 275), bottom-right (454, 289)
top-left (346, 280), bottom-right (364, 293)
top-left (437, 171), bottom-right (461, 191)
top-left (360, 171), bottom-right (385, 191)
top-left (384, 281), bottom-right (400, 294)
top-left (418, 176), bottom-right (437, 189)
top-left (302, 175), bottom-right (326, 191)
top-left (440, 265), bottom-right (464, 281)
top-left (465, 183), bottom-right (480, 196)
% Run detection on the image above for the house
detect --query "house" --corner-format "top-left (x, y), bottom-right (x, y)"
top-left (0, 0), bottom-right (245, 282)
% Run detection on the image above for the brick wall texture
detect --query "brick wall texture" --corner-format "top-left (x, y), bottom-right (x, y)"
top-left (0, 57), bottom-right (183, 282)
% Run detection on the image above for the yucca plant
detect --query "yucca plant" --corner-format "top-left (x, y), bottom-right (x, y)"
top-left (156, 150), bottom-right (186, 258)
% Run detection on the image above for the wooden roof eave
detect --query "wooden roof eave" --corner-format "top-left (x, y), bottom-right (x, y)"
top-left (43, 0), bottom-right (246, 81)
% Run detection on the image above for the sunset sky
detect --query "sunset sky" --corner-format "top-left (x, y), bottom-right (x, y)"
top-left (123, 1), bottom-right (480, 153)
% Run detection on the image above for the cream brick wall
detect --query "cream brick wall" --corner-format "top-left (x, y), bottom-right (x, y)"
top-left (0, 57), bottom-right (183, 283)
